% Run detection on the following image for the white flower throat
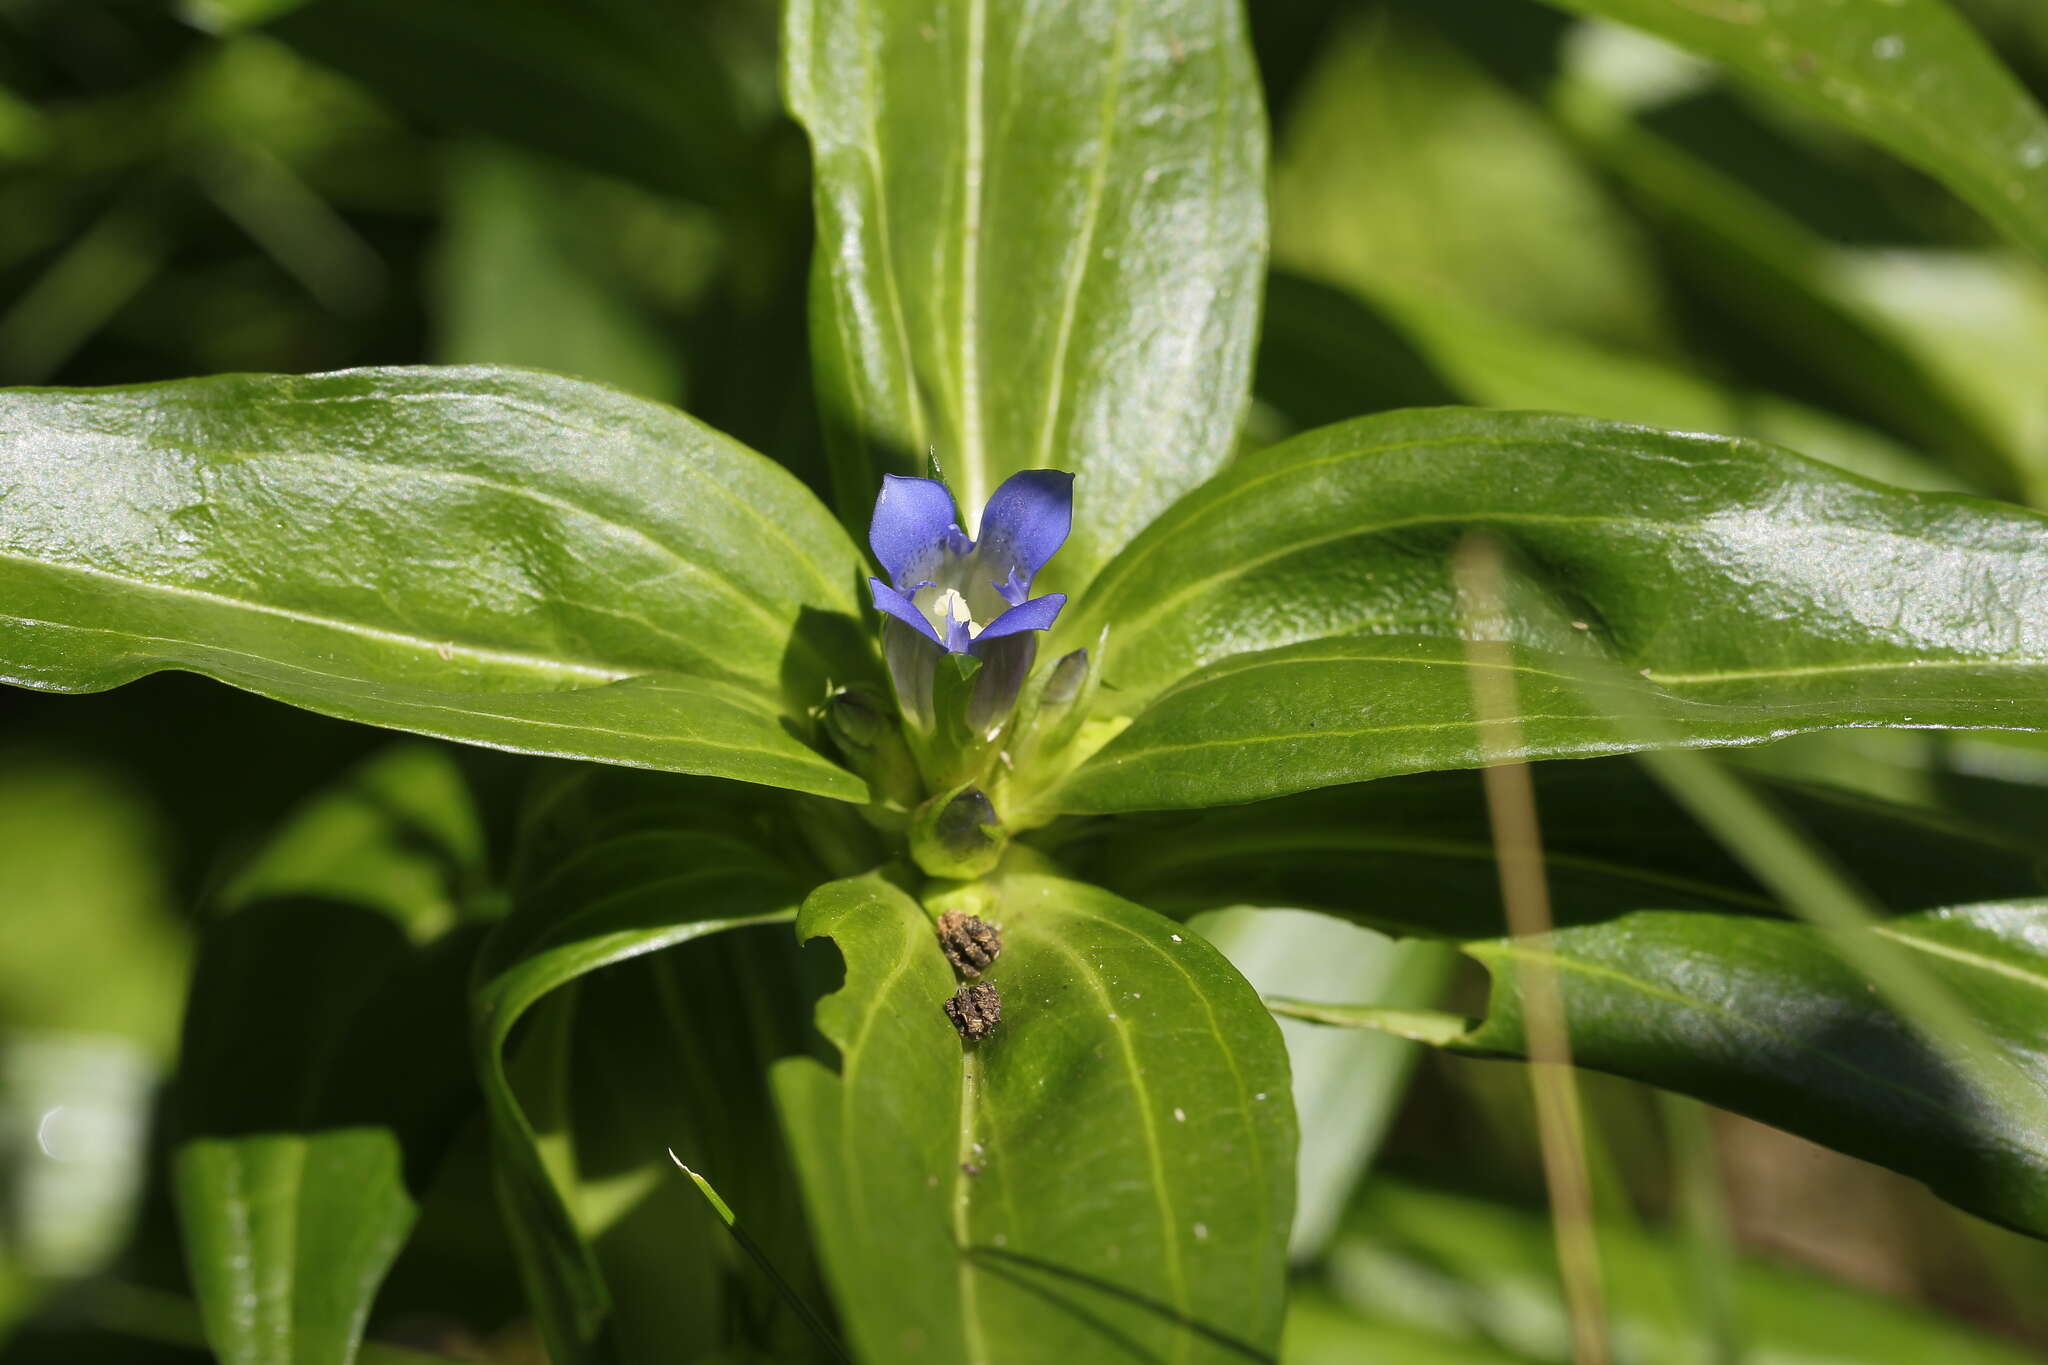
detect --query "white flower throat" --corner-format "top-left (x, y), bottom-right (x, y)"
top-left (932, 587), bottom-right (985, 640)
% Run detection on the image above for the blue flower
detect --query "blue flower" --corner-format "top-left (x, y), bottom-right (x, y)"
top-left (867, 469), bottom-right (1073, 732)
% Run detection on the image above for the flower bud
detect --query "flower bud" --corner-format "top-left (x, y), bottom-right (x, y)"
top-left (908, 785), bottom-right (1007, 879)
top-left (819, 686), bottom-right (920, 809)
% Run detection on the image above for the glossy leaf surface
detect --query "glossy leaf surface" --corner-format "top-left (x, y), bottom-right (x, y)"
top-left (774, 870), bottom-right (1295, 1363)
top-left (1052, 409), bottom-right (2048, 811)
top-left (1061, 762), bottom-right (2044, 937)
top-left (1296, 904), bottom-right (2048, 1239)
top-left (174, 746), bottom-right (489, 1365)
top-left (0, 366), bottom-right (871, 801)
top-left (787, 0), bottom-right (1265, 587)
top-left (1543, 0), bottom-right (2048, 265)
top-left (471, 767), bottom-right (816, 1364)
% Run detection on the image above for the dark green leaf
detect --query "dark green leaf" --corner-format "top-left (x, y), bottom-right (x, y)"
top-left (1059, 762), bottom-right (2044, 936)
top-left (786, 0), bottom-right (1266, 587)
top-left (173, 746), bottom-right (491, 1365)
top-left (1292, 904), bottom-right (2048, 1239)
top-left (270, 0), bottom-right (754, 205)
top-left (0, 366), bottom-right (872, 801)
top-left (471, 766), bottom-right (816, 1364)
top-left (1541, 0), bottom-right (2048, 265)
top-left (564, 939), bottom-right (839, 1365)
top-left (1049, 409), bottom-right (2048, 812)
top-left (773, 869), bottom-right (1295, 1363)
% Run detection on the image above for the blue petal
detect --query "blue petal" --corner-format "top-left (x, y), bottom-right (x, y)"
top-left (968, 593), bottom-right (1066, 653)
top-left (974, 470), bottom-right (1073, 593)
top-left (867, 578), bottom-right (942, 647)
top-left (869, 475), bottom-right (965, 588)
top-left (992, 565), bottom-right (1030, 608)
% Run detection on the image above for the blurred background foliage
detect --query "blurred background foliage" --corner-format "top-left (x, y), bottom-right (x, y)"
top-left (3, 0), bottom-right (2048, 1360)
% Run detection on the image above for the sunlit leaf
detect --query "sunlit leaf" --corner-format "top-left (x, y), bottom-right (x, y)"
top-left (786, 0), bottom-right (1266, 587)
top-left (774, 869), bottom-right (1295, 1363)
top-left (1541, 0), bottom-right (2048, 265)
top-left (0, 366), bottom-right (872, 801)
top-left (1048, 409), bottom-right (2048, 813)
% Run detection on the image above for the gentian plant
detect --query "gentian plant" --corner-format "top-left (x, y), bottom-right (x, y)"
top-left (5, 1), bottom-right (2048, 1363)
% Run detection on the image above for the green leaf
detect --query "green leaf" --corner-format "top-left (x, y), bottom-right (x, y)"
top-left (0, 754), bottom-right (188, 1049)
top-left (269, 0), bottom-right (755, 205)
top-left (1541, 0), bottom-right (2048, 266)
top-left (435, 142), bottom-right (683, 404)
top-left (1558, 96), bottom-right (2022, 495)
top-left (0, 366), bottom-right (872, 801)
top-left (1300, 904), bottom-right (2048, 1239)
top-left (1271, 10), bottom-right (1673, 354)
top-left (1281, 1287), bottom-right (1524, 1365)
top-left (1261, 10), bottom-right (1964, 490)
top-left (566, 939), bottom-right (841, 1365)
top-left (773, 869), bottom-right (1296, 1363)
top-left (1192, 908), bottom-right (1453, 1261)
top-left (786, 0), bottom-right (1266, 587)
top-left (173, 746), bottom-right (491, 1365)
top-left (1060, 762), bottom-right (2044, 937)
top-left (1311, 1180), bottom-right (2046, 1364)
top-left (470, 766), bottom-right (815, 1365)
top-left (1050, 408), bottom-right (2048, 812)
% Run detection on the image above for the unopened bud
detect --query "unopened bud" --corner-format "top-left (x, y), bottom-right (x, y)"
top-left (909, 785), bottom-right (1007, 879)
top-left (1041, 649), bottom-right (1089, 707)
top-left (822, 687), bottom-right (887, 751)
top-left (820, 686), bottom-right (920, 809)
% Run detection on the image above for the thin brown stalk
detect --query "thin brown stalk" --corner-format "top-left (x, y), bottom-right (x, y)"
top-left (1455, 534), bottom-right (1610, 1365)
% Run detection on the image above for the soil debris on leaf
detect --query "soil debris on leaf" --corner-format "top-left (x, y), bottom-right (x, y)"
top-left (937, 908), bottom-right (1002, 978)
top-left (944, 981), bottom-right (1002, 1039)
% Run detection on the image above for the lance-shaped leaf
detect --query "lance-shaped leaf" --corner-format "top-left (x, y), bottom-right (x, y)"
top-left (1307, 1180), bottom-right (2046, 1364)
top-left (1280, 902), bottom-right (2048, 1240)
top-left (1059, 761), bottom-right (2043, 938)
top-left (1050, 409), bottom-right (2048, 811)
top-left (174, 745), bottom-right (492, 1365)
top-left (470, 766), bottom-right (818, 1365)
top-left (1537, 0), bottom-right (2048, 267)
top-left (0, 366), bottom-right (872, 801)
top-left (786, 0), bottom-right (1265, 589)
top-left (773, 870), bottom-right (1295, 1364)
